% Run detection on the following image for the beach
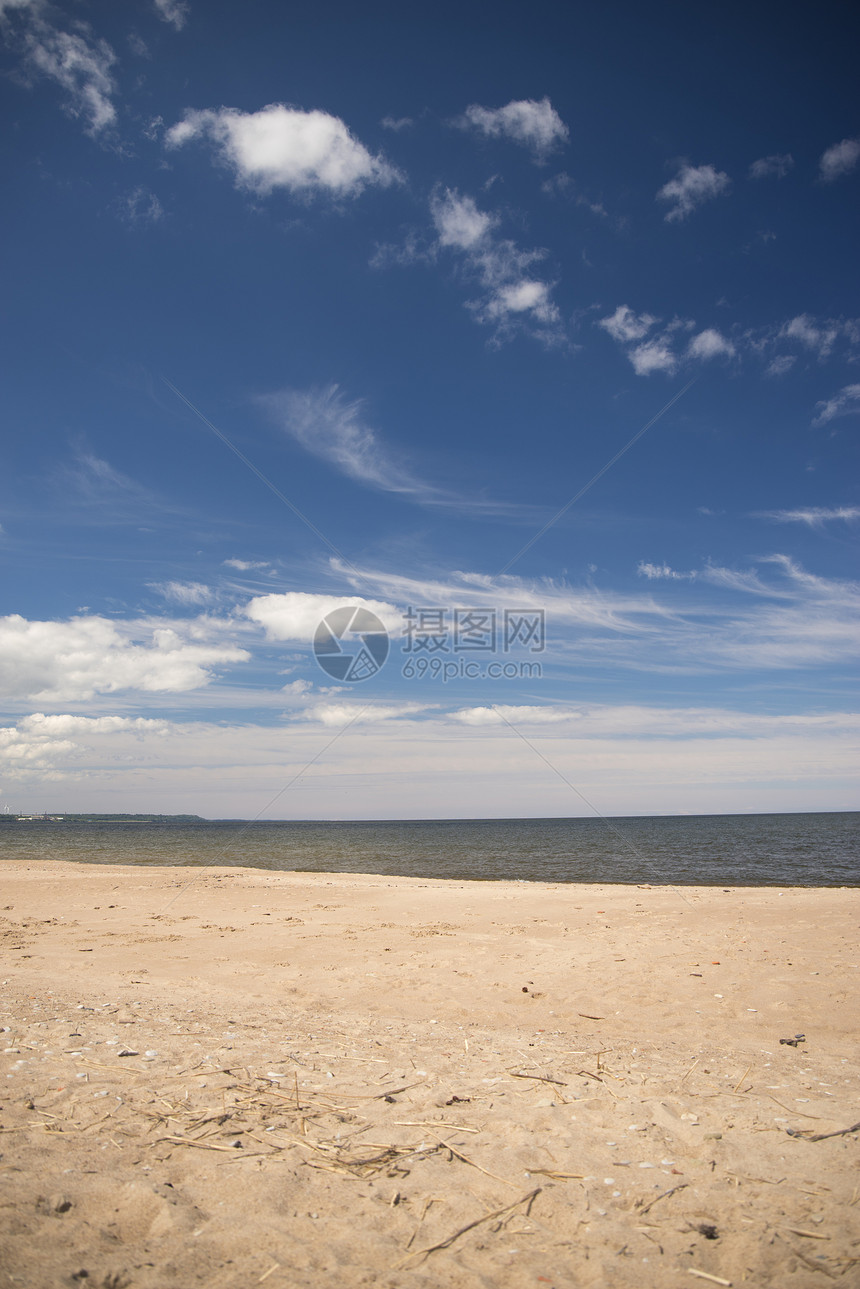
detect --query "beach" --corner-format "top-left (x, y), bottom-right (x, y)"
top-left (1, 861), bottom-right (858, 1287)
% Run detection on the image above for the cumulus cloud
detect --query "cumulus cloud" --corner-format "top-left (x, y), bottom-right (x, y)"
top-left (153, 0), bottom-right (188, 30)
top-left (599, 308), bottom-right (737, 375)
top-left (598, 305), bottom-right (657, 344)
top-left (432, 190), bottom-right (495, 248)
top-left (458, 97), bottom-right (569, 159)
top-left (812, 383), bottom-right (860, 426)
top-left (753, 506), bottom-right (860, 527)
top-left (749, 153), bottom-right (793, 179)
top-left (428, 188), bottom-right (561, 342)
top-left (0, 712), bottom-right (172, 781)
top-left (380, 115), bottom-right (412, 132)
top-left (628, 337), bottom-right (678, 376)
top-left (0, 0), bottom-right (117, 133)
top-left (657, 163), bottom-right (731, 222)
top-left (245, 592), bottom-right (400, 642)
top-left (165, 103), bottom-right (398, 197)
top-left (0, 614), bottom-right (249, 702)
top-left (687, 328), bottom-right (735, 360)
top-left (819, 137), bottom-right (860, 182)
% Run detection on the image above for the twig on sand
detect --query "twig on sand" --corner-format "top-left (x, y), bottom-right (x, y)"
top-left (786, 1120), bottom-right (860, 1143)
top-left (527, 1168), bottom-right (586, 1180)
top-left (435, 1138), bottom-right (518, 1188)
top-left (733, 1063), bottom-right (752, 1093)
top-left (687, 1271), bottom-right (732, 1286)
top-left (508, 1071), bottom-right (567, 1086)
top-left (636, 1182), bottom-right (689, 1215)
top-left (399, 1188), bottom-right (541, 1266)
top-left (775, 1231), bottom-right (837, 1278)
top-left (155, 1134), bottom-right (238, 1152)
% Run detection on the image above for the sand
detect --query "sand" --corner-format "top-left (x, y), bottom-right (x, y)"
top-left (0, 861), bottom-right (858, 1288)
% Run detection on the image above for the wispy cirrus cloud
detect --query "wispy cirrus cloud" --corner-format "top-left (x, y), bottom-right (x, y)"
top-left (0, 0), bottom-right (117, 134)
top-left (457, 97), bottom-right (569, 160)
top-left (148, 581), bottom-right (215, 606)
top-left (337, 553), bottom-right (860, 674)
top-left (260, 383), bottom-right (544, 517)
top-left (819, 136), bottom-right (860, 182)
top-left (753, 506), bottom-right (860, 528)
top-left (153, 0), bottom-right (189, 31)
top-left (165, 103), bottom-right (399, 197)
top-left (261, 385), bottom-right (420, 495)
top-left (657, 162), bottom-right (731, 222)
top-left (813, 383), bottom-right (860, 427)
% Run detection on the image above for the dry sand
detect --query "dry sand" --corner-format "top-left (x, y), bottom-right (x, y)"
top-left (0, 861), bottom-right (858, 1288)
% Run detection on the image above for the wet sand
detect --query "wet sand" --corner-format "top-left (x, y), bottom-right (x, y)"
top-left (1, 861), bottom-right (858, 1287)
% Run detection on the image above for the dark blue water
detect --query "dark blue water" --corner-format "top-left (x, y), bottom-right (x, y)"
top-left (0, 812), bottom-right (857, 886)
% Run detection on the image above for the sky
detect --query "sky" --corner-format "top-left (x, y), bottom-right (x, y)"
top-left (0, 0), bottom-right (858, 819)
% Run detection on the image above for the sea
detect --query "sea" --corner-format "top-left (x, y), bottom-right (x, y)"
top-left (0, 812), bottom-right (858, 886)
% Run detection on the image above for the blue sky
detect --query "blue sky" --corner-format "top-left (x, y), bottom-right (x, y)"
top-left (1, 0), bottom-right (858, 818)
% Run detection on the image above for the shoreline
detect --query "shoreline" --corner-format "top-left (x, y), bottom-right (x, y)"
top-left (1, 862), bottom-right (858, 1286)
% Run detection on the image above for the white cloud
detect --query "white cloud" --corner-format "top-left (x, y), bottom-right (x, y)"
top-left (600, 309), bottom-right (734, 375)
top-left (4, 704), bottom-right (856, 815)
top-left (380, 115), bottom-right (413, 131)
top-left (812, 383), bottom-right (860, 426)
top-left (459, 97), bottom-right (569, 159)
top-left (432, 190), bottom-right (495, 249)
top-left (343, 554), bottom-right (860, 675)
top-left (120, 186), bottom-right (164, 224)
top-left (628, 337), bottom-right (678, 376)
top-left (637, 562), bottom-right (692, 580)
top-left (0, 712), bottom-right (172, 782)
top-left (451, 705), bottom-right (572, 726)
top-left (153, 0), bottom-right (188, 30)
top-left (819, 137), bottom-right (860, 182)
top-left (224, 558), bottom-right (272, 571)
top-left (245, 592), bottom-right (400, 642)
top-left (149, 581), bottom-right (215, 606)
top-left (1, 0), bottom-right (117, 133)
top-left (485, 278), bottom-right (558, 323)
top-left (428, 188), bottom-right (561, 342)
top-left (781, 313), bottom-right (840, 359)
top-left (261, 385), bottom-right (426, 496)
top-left (262, 383), bottom-right (542, 517)
top-left (687, 328), bottom-right (735, 360)
top-left (0, 614), bottom-right (249, 702)
top-left (657, 163), bottom-right (731, 222)
top-left (297, 702), bottom-right (431, 726)
top-left (749, 153), bottom-right (793, 179)
top-left (165, 103), bottom-right (398, 197)
top-left (754, 506), bottom-right (860, 527)
top-left (598, 305), bottom-right (657, 344)
top-left (765, 354), bottom-right (796, 377)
